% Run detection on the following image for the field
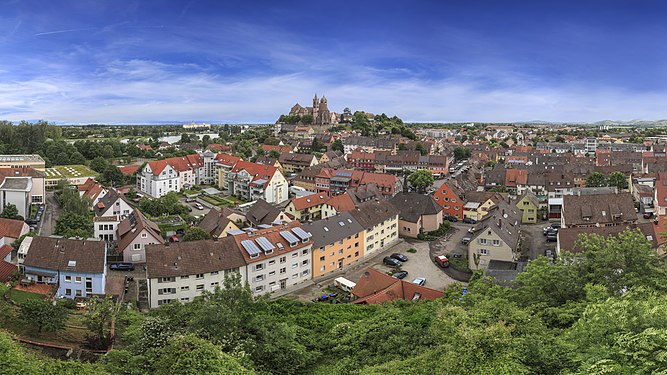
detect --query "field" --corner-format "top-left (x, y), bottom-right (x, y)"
top-left (45, 165), bottom-right (98, 179)
top-left (200, 194), bottom-right (245, 208)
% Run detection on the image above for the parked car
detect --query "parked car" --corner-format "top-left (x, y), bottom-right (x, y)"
top-left (551, 222), bottom-right (561, 229)
top-left (194, 203), bottom-right (204, 210)
top-left (185, 197), bottom-right (196, 202)
top-left (643, 212), bottom-right (654, 219)
top-left (461, 236), bottom-right (472, 245)
top-left (543, 226), bottom-right (552, 236)
top-left (444, 215), bottom-right (458, 222)
top-left (186, 206), bottom-right (192, 212)
top-left (392, 270), bottom-right (409, 279)
top-left (390, 253), bottom-right (408, 262)
top-left (110, 263), bottom-right (135, 271)
top-left (546, 233), bottom-right (558, 242)
top-left (434, 255), bottom-right (450, 268)
top-left (463, 217), bottom-right (477, 224)
top-left (544, 249), bottom-right (555, 262)
top-left (412, 277), bottom-right (426, 286)
top-left (383, 256), bottom-right (402, 267)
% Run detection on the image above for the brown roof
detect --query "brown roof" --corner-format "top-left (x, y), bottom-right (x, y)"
top-left (24, 236), bottom-right (106, 274)
top-left (349, 199), bottom-right (399, 229)
top-left (198, 208), bottom-right (236, 237)
top-left (562, 192), bottom-right (637, 227)
top-left (246, 199), bottom-right (286, 226)
top-left (231, 221), bottom-right (311, 264)
top-left (0, 218), bottom-right (27, 239)
top-left (145, 237), bottom-right (246, 278)
top-left (389, 192), bottom-right (443, 223)
top-left (325, 193), bottom-right (357, 212)
top-left (117, 210), bottom-right (164, 252)
top-left (289, 194), bottom-right (329, 211)
top-left (352, 268), bottom-right (443, 304)
top-left (558, 223), bottom-right (657, 253)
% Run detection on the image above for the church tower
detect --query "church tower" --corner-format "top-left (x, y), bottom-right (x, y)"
top-left (312, 94), bottom-right (319, 122)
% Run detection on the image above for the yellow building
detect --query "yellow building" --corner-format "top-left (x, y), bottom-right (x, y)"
top-left (285, 194), bottom-right (330, 221)
top-left (304, 212), bottom-right (365, 278)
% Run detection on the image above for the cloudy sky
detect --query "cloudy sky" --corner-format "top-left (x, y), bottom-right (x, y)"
top-left (1, 0), bottom-right (666, 124)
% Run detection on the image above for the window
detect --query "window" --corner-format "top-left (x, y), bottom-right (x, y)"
top-left (211, 271), bottom-right (218, 275)
top-left (158, 288), bottom-right (176, 295)
top-left (269, 270), bottom-right (276, 276)
top-left (292, 252), bottom-right (298, 258)
top-left (65, 276), bottom-right (71, 282)
top-left (65, 288), bottom-right (72, 295)
top-left (320, 266), bottom-right (325, 272)
top-left (180, 275), bottom-right (189, 279)
top-left (180, 297), bottom-right (189, 302)
top-left (280, 267), bottom-right (286, 274)
top-left (355, 233), bottom-right (359, 239)
top-left (196, 273), bottom-right (204, 279)
top-left (254, 264), bottom-right (264, 271)
top-left (492, 239), bottom-right (500, 246)
top-left (302, 249), bottom-right (309, 255)
top-left (268, 260), bottom-right (276, 265)
top-left (354, 251), bottom-right (359, 257)
top-left (319, 256), bottom-right (325, 261)
top-left (196, 284), bottom-right (204, 290)
top-left (76, 290), bottom-right (82, 297)
top-left (478, 249), bottom-right (489, 256)
top-left (134, 243), bottom-right (141, 250)
top-left (302, 259), bottom-right (309, 266)
top-left (255, 286), bottom-right (264, 292)
top-left (292, 263), bottom-right (298, 269)
top-left (158, 277), bottom-right (175, 283)
top-left (479, 238), bottom-right (487, 245)
top-left (157, 299), bottom-right (173, 306)
top-left (99, 225), bottom-right (103, 230)
top-left (75, 276), bottom-right (82, 283)
top-left (255, 275), bottom-right (264, 282)
top-left (141, 233), bottom-right (147, 238)
top-left (180, 286), bottom-right (189, 291)
top-left (280, 256), bottom-right (286, 263)
top-left (211, 282), bottom-right (219, 287)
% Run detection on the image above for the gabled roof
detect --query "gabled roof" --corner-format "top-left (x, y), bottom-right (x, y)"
top-left (214, 153), bottom-right (242, 167)
top-left (0, 244), bottom-right (12, 259)
top-left (558, 223), bottom-right (657, 253)
top-left (118, 164), bottom-right (140, 175)
top-left (94, 189), bottom-right (131, 216)
top-left (78, 178), bottom-right (105, 201)
top-left (389, 192), bottom-right (443, 223)
top-left (562, 192), bottom-right (636, 227)
top-left (24, 236), bottom-right (106, 274)
top-left (349, 199), bottom-right (399, 229)
top-left (145, 237), bottom-right (246, 278)
top-left (325, 193), bottom-right (357, 212)
top-left (351, 268), bottom-right (443, 304)
top-left (198, 208), bottom-right (238, 237)
top-left (504, 169), bottom-right (529, 187)
top-left (117, 210), bottom-right (164, 252)
top-left (230, 161), bottom-right (278, 188)
top-left (278, 152), bottom-right (316, 166)
top-left (0, 218), bottom-right (27, 239)
top-left (517, 190), bottom-right (539, 208)
top-left (231, 221), bottom-right (312, 263)
top-left (246, 199), bottom-right (285, 226)
top-left (289, 194), bottom-right (329, 211)
top-left (470, 199), bottom-right (522, 247)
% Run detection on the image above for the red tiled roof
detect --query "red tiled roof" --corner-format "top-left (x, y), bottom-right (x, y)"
top-left (657, 173), bottom-right (667, 206)
top-left (230, 161), bottom-right (278, 187)
top-left (215, 153), bottom-right (242, 167)
top-left (325, 193), bottom-right (357, 212)
top-left (0, 244), bottom-right (12, 259)
top-left (351, 268), bottom-right (443, 304)
top-left (505, 169), bottom-right (529, 187)
top-left (147, 160), bottom-right (169, 176)
top-left (119, 164), bottom-right (140, 175)
top-left (289, 194), bottom-right (329, 211)
top-left (0, 261), bottom-right (17, 282)
top-left (262, 145), bottom-right (291, 153)
top-left (232, 221), bottom-right (310, 264)
top-left (0, 218), bottom-right (27, 239)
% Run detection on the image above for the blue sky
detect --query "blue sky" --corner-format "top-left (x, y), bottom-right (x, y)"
top-left (1, 0), bottom-right (667, 123)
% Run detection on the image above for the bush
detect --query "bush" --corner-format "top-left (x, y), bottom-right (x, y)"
top-left (407, 248), bottom-right (417, 253)
top-left (58, 298), bottom-right (77, 309)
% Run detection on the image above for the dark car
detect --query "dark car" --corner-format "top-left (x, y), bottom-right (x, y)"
top-left (463, 217), bottom-right (477, 224)
top-left (544, 249), bottom-right (555, 262)
top-left (444, 215), bottom-right (458, 222)
top-left (25, 218), bottom-right (37, 225)
top-left (392, 270), bottom-right (409, 279)
top-left (383, 256), bottom-right (402, 267)
top-left (546, 234), bottom-right (558, 242)
top-left (110, 263), bottom-right (135, 271)
top-left (643, 212), bottom-right (654, 219)
top-left (391, 253), bottom-right (408, 262)
top-left (551, 223), bottom-right (561, 229)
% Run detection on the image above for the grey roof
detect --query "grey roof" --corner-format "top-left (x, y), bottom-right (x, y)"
top-left (0, 177), bottom-right (31, 191)
top-left (198, 208), bottom-right (234, 237)
top-left (304, 212), bottom-right (364, 248)
top-left (470, 199), bottom-right (522, 248)
top-left (389, 192), bottom-right (443, 223)
top-left (145, 237), bottom-right (247, 278)
top-left (483, 260), bottom-right (527, 287)
top-left (94, 189), bottom-right (130, 216)
top-left (349, 199), bottom-right (399, 229)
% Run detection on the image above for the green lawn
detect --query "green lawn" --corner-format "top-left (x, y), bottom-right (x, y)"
top-left (7, 289), bottom-right (46, 304)
top-left (45, 165), bottom-right (98, 179)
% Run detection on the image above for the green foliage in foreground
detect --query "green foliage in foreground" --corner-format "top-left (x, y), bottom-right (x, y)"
top-left (2, 229), bottom-right (667, 374)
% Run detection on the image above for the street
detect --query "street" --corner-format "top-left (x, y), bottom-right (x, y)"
top-left (39, 192), bottom-right (59, 236)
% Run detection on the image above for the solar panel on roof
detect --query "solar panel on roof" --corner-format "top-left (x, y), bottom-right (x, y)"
top-left (280, 230), bottom-right (299, 244)
top-left (241, 240), bottom-right (262, 256)
top-left (257, 224), bottom-right (272, 229)
top-left (228, 229), bottom-right (245, 236)
top-left (291, 227), bottom-right (312, 240)
top-left (256, 236), bottom-right (276, 251)
top-left (276, 242), bottom-right (284, 249)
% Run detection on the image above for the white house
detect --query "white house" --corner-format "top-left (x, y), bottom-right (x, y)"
top-left (226, 161), bottom-right (288, 204)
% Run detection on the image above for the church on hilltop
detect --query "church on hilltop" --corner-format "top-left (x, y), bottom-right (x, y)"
top-left (288, 94), bottom-right (338, 125)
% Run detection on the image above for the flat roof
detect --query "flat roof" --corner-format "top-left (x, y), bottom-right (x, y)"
top-left (0, 154), bottom-right (45, 163)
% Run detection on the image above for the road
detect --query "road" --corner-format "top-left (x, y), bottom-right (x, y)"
top-left (521, 222), bottom-right (556, 261)
top-left (40, 192), bottom-right (59, 236)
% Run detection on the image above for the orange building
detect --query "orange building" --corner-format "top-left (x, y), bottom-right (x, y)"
top-left (431, 182), bottom-right (464, 219)
top-left (303, 212), bottom-right (365, 278)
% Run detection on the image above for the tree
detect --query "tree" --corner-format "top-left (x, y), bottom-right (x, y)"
top-left (453, 146), bottom-right (471, 161)
top-left (408, 170), bottom-right (434, 193)
top-left (301, 114), bottom-right (314, 125)
top-left (55, 212), bottom-right (93, 238)
top-left (585, 172), bottom-right (607, 187)
top-left (20, 299), bottom-right (68, 333)
top-left (415, 142), bottom-right (427, 156)
top-left (183, 227), bottom-right (213, 242)
top-left (607, 171), bottom-right (628, 190)
top-left (154, 334), bottom-right (253, 375)
top-left (332, 139), bottom-right (344, 153)
top-left (102, 166), bottom-right (125, 186)
top-left (85, 296), bottom-right (118, 349)
top-left (90, 156), bottom-right (110, 173)
top-left (268, 150), bottom-right (281, 159)
top-left (311, 138), bottom-right (323, 153)
top-left (0, 203), bottom-right (23, 221)
top-left (178, 133), bottom-right (192, 144)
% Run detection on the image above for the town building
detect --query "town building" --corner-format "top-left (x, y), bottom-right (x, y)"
top-left (93, 215), bottom-right (121, 242)
top-left (0, 218), bottom-right (29, 246)
top-left (0, 168), bottom-right (45, 205)
top-left (389, 192), bottom-right (444, 238)
top-left (286, 94), bottom-right (336, 125)
top-left (285, 193), bottom-right (329, 221)
top-left (0, 154), bottom-right (45, 171)
top-left (351, 267), bottom-right (443, 304)
top-left (231, 222), bottom-right (313, 295)
top-left (304, 212), bottom-right (364, 278)
top-left (117, 210), bottom-right (164, 263)
top-left (561, 191), bottom-right (637, 228)
top-left (226, 161), bottom-right (288, 204)
top-left (556, 223), bottom-right (657, 257)
top-left (349, 199), bottom-right (399, 257)
top-left (278, 153), bottom-right (319, 175)
top-left (0, 177), bottom-right (32, 219)
top-left (245, 199), bottom-right (292, 227)
top-left (468, 200), bottom-right (522, 270)
top-left (431, 182), bottom-right (465, 220)
top-left (94, 189), bottom-right (133, 217)
top-left (516, 190), bottom-right (540, 224)
top-left (198, 208), bottom-right (242, 238)
top-left (145, 237), bottom-right (247, 308)
top-left (78, 178), bottom-right (108, 208)
top-left (23, 236), bottom-right (107, 299)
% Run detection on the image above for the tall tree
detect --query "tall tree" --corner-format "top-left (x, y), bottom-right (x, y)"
top-left (408, 170), bottom-right (435, 193)
top-left (19, 299), bottom-right (68, 333)
top-left (331, 139), bottom-right (344, 153)
top-left (585, 172), bottom-right (607, 187)
top-left (0, 203), bottom-right (23, 221)
top-left (183, 227), bottom-right (213, 242)
top-left (607, 171), bottom-right (628, 190)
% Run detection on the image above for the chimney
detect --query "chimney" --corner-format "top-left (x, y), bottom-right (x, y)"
top-left (498, 218), bottom-right (502, 228)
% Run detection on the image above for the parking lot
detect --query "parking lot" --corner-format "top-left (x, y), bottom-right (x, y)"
top-left (179, 196), bottom-right (211, 218)
top-left (521, 222), bottom-right (557, 260)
